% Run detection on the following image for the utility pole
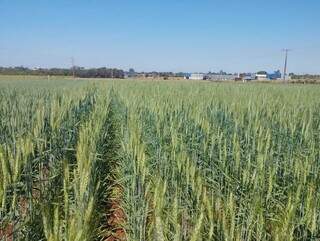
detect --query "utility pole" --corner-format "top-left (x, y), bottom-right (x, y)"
top-left (71, 57), bottom-right (75, 78)
top-left (282, 49), bottom-right (291, 81)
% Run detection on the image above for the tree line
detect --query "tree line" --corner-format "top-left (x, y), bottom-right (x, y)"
top-left (0, 66), bottom-right (125, 78)
top-left (291, 74), bottom-right (320, 79)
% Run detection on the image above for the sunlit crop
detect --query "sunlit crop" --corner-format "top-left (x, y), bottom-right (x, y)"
top-left (0, 78), bottom-right (319, 241)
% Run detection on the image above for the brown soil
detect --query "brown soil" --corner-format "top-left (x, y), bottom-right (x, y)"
top-left (105, 227), bottom-right (126, 241)
top-left (0, 178), bottom-right (42, 241)
top-left (104, 185), bottom-right (127, 241)
top-left (0, 223), bottom-right (14, 241)
top-left (0, 193), bottom-right (32, 241)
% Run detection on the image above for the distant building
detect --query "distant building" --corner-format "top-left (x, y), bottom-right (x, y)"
top-left (269, 70), bottom-right (282, 80)
top-left (206, 73), bottom-right (236, 81)
top-left (237, 73), bottom-right (255, 82)
top-left (189, 73), bottom-right (205, 80)
top-left (255, 71), bottom-right (269, 80)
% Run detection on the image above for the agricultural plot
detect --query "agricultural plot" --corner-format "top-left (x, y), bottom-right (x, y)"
top-left (0, 78), bottom-right (320, 241)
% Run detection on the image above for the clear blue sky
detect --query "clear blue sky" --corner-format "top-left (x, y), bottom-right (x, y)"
top-left (1, 0), bottom-right (319, 74)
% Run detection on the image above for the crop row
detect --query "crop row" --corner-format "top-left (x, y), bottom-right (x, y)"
top-left (1, 79), bottom-right (320, 241)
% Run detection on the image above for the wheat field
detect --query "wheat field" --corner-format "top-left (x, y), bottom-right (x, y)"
top-left (0, 78), bottom-right (319, 241)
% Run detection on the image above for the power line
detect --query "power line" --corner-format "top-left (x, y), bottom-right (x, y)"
top-left (71, 57), bottom-right (75, 78)
top-left (282, 49), bottom-right (292, 81)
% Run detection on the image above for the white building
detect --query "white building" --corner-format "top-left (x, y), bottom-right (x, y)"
top-left (207, 74), bottom-right (236, 81)
top-left (189, 73), bottom-right (205, 80)
top-left (242, 74), bottom-right (255, 82)
top-left (255, 71), bottom-right (269, 80)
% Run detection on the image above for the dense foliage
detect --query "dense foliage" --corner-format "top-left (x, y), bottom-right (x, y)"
top-left (0, 66), bottom-right (124, 78)
top-left (0, 78), bottom-right (319, 241)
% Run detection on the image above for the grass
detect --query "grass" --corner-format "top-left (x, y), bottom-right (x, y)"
top-left (0, 77), bottom-right (319, 241)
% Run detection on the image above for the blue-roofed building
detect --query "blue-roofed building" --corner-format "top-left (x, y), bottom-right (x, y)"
top-left (269, 70), bottom-right (282, 80)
